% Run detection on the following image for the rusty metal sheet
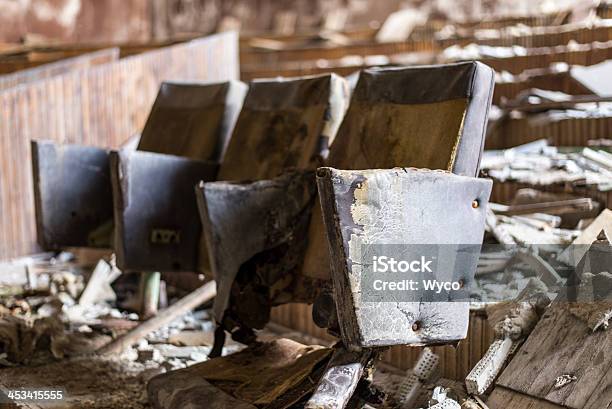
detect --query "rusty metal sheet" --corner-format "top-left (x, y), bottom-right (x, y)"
top-left (138, 80), bottom-right (247, 162)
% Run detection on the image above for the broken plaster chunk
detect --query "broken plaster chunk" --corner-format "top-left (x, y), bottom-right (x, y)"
top-left (465, 338), bottom-right (515, 395)
top-left (420, 387), bottom-right (461, 409)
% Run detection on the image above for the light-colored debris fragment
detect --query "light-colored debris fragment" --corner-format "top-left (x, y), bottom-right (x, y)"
top-left (465, 338), bottom-right (514, 395)
top-left (413, 347), bottom-right (440, 383)
top-left (554, 374), bottom-right (577, 389)
top-left (79, 258), bottom-right (121, 306)
top-left (397, 372), bottom-right (422, 408)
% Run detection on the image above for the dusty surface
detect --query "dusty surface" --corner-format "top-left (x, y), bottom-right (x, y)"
top-left (0, 357), bottom-right (153, 409)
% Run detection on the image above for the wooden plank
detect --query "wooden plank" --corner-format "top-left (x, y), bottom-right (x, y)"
top-left (487, 386), bottom-right (565, 409)
top-left (0, 32), bottom-right (239, 261)
top-left (0, 48), bottom-right (119, 91)
top-left (497, 305), bottom-right (612, 409)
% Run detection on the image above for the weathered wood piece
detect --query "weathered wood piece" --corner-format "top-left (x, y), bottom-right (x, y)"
top-left (0, 48), bottom-right (119, 91)
top-left (31, 140), bottom-right (114, 249)
top-left (147, 338), bottom-right (331, 407)
top-left (487, 386), bottom-right (565, 409)
top-left (465, 338), bottom-right (515, 395)
top-left (496, 305), bottom-right (612, 409)
top-left (558, 208), bottom-right (612, 266)
top-left (316, 167), bottom-right (492, 347)
top-left (99, 281), bottom-right (216, 356)
top-left (111, 150), bottom-right (218, 272)
top-left (306, 348), bottom-right (372, 409)
top-left (148, 375), bottom-right (257, 409)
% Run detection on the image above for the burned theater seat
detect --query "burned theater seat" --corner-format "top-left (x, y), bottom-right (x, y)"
top-left (31, 80), bottom-right (247, 252)
top-left (175, 61), bottom-right (494, 408)
top-left (112, 74), bottom-right (348, 274)
top-left (110, 80), bottom-right (248, 272)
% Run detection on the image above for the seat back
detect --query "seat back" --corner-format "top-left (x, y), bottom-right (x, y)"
top-left (205, 62), bottom-right (495, 346)
top-left (302, 61), bottom-right (495, 281)
top-left (138, 80), bottom-right (247, 162)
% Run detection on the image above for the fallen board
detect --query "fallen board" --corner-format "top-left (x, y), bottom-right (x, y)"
top-left (496, 305), bottom-right (612, 409)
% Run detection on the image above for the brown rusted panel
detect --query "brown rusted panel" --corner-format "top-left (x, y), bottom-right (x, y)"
top-left (137, 80), bottom-right (247, 162)
top-left (217, 74), bottom-right (349, 181)
top-left (0, 32), bottom-right (238, 261)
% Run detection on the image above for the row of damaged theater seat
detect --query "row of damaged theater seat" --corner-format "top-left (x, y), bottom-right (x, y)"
top-left (32, 61), bottom-right (496, 407)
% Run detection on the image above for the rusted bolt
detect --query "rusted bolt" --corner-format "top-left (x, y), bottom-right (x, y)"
top-left (412, 321), bottom-right (422, 332)
top-left (472, 199), bottom-right (480, 209)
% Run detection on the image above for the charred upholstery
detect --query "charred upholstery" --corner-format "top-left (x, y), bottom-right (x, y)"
top-left (196, 74), bottom-right (349, 331)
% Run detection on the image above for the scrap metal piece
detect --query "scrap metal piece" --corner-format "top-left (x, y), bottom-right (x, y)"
top-left (397, 348), bottom-right (440, 408)
top-left (397, 373), bottom-right (422, 409)
top-left (413, 347), bottom-right (441, 383)
top-left (111, 150), bottom-right (218, 272)
top-left (317, 167), bottom-right (492, 347)
top-left (305, 348), bottom-right (372, 409)
top-left (32, 140), bottom-right (114, 249)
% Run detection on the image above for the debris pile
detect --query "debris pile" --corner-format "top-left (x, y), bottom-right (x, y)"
top-left (482, 139), bottom-right (612, 191)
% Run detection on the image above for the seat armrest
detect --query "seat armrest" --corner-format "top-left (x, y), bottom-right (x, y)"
top-left (316, 167), bottom-right (492, 348)
top-left (196, 171), bottom-right (316, 326)
top-left (110, 150), bottom-right (218, 272)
